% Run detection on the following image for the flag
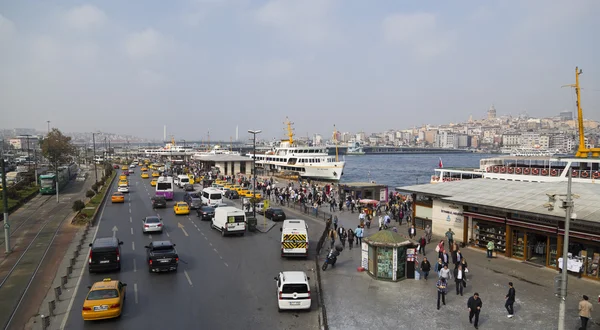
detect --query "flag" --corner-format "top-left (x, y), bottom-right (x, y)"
top-left (438, 157), bottom-right (443, 168)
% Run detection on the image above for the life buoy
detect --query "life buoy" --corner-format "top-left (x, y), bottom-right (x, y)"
top-left (486, 167), bottom-right (491, 172)
top-left (551, 169), bottom-right (558, 176)
top-left (541, 169), bottom-right (548, 176)
top-left (532, 168), bottom-right (539, 175)
top-left (515, 167), bottom-right (522, 174)
top-left (523, 168), bottom-right (530, 175)
top-left (508, 167), bottom-right (514, 174)
top-left (500, 166), bottom-right (506, 173)
top-left (572, 170), bottom-right (579, 178)
top-left (493, 166), bottom-right (499, 173)
top-left (594, 171), bottom-right (600, 179)
top-left (581, 171), bottom-right (589, 178)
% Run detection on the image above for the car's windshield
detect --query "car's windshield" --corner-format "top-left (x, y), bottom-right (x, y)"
top-left (87, 289), bottom-right (119, 300)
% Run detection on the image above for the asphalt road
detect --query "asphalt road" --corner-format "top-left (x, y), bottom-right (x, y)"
top-left (61, 173), bottom-right (322, 330)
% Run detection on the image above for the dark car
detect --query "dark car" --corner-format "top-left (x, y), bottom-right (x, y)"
top-left (145, 240), bottom-right (178, 273)
top-left (225, 190), bottom-right (239, 199)
top-left (265, 208), bottom-right (286, 221)
top-left (184, 183), bottom-right (194, 191)
top-left (196, 205), bottom-right (215, 221)
top-left (88, 237), bottom-right (123, 273)
top-left (184, 192), bottom-right (202, 209)
top-left (151, 196), bottom-right (167, 209)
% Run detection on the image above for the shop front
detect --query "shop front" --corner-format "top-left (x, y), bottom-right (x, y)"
top-left (558, 229), bottom-right (600, 279)
top-left (362, 230), bottom-right (418, 282)
top-left (464, 212), bottom-right (507, 254)
top-left (506, 218), bottom-right (558, 267)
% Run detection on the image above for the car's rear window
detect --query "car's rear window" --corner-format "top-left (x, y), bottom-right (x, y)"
top-left (146, 218), bottom-right (160, 223)
top-left (87, 289), bottom-right (119, 300)
top-left (210, 193), bottom-right (222, 199)
top-left (152, 245), bottom-right (174, 252)
top-left (282, 284), bottom-right (308, 294)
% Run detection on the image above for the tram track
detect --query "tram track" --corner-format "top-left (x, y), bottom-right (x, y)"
top-left (0, 194), bottom-right (53, 249)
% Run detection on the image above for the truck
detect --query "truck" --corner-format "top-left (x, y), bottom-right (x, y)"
top-left (280, 219), bottom-right (309, 258)
top-left (145, 240), bottom-right (179, 273)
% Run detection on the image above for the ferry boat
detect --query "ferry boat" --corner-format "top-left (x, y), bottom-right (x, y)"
top-left (193, 145), bottom-right (241, 158)
top-left (248, 120), bottom-right (345, 181)
top-left (141, 138), bottom-right (195, 156)
top-left (346, 141), bottom-right (365, 155)
top-left (509, 147), bottom-right (556, 157)
top-left (430, 156), bottom-right (600, 184)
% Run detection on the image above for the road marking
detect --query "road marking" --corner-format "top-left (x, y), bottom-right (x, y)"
top-left (184, 270), bottom-right (193, 286)
top-left (166, 232), bottom-right (170, 237)
top-left (129, 216), bottom-right (132, 223)
top-left (149, 234), bottom-right (153, 240)
top-left (224, 262), bottom-right (229, 267)
top-left (219, 255), bottom-right (223, 259)
top-left (213, 248), bottom-right (218, 253)
top-left (60, 178), bottom-right (112, 330)
top-left (178, 223), bottom-right (189, 236)
top-left (201, 232), bottom-right (205, 236)
top-left (197, 228), bottom-right (200, 231)
top-left (133, 259), bottom-right (137, 272)
top-left (131, 228), bottom-right (133, 235)
top-left (204, 236), bottom-right (207, 240)
top-left (209, 242), bottom-right (212, 246)
top-left (129, 208), bottom-right (131, 214)
top-left (132, 242), bottom-right (135, 251)
top-left (134, 283), bottom-right (139, 304)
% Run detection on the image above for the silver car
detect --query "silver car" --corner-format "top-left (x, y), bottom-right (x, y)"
top-left (142, 216), bottom-right (163, 233)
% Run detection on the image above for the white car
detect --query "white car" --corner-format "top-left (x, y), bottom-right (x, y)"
top-left (274, 271), bottom-right (311, 312)
top-left (130, 164), bottom-right (136, 168)
top-left (118, 184), bottom-right (129, 193)
top-left (128, 168), bottom-right (134, 174)
top-left (142, 216), bottom-right (164, 233)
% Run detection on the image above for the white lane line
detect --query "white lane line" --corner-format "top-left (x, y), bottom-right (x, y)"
top-left (219, 255), bottom-right (223, 259)
top-left (134, 283), bottom-right (139, 304)
top-left (149, 234), bottom-right (153, 239)
top-left (131, 228), bottom-right (134, 235)
top-left (204, 236), bottom-right (207, 240)
top-left (166, 232), bottom-right (170, 237)
top-left (213, 248), bottom-right (218, 253)
top-left (129, 216), bottom-right (132, 223)
top-left (133, 258), bottom-right (137, 272)
top-left (224, 262), bottom-right (229, 267)
top-left (129, 208), bottom-right (131, 214)
top-left (201, 232), bottom-right (205, 236)
top-left (184, 270), bottom-right (193, 286)
top-left (209, 242), bottom-right (212, 246)
top-left (197, 228), bottom-right (200, 231)
top-left (132, 242), bottom-right (135, 251)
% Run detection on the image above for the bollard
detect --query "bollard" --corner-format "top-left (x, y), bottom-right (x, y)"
top-left (74, 249), bottom-right (79, 258)
top-left (54, 286), bottom-right (62, 301)
top-left (76, 243), bottom-right (82, 250)
top-left (67, 265), bottom-right (73, 275)
top-left (48, 300), bottom-right (56, 317)
top-left (41, 315), bottom-right (50, 330)
top-left (79, 236), bottom-right (85, 245)
top-left (61, 275), bottom-right (68, 288)
top-left (70, 257), bottom-right (76, 267)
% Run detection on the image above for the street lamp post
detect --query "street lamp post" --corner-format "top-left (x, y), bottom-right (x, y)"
top-left (47, 121), bottom-right (50, 134)
top-left (247, 130), bottom-right (262, 221)
top-left (1, 141), bottom-right (11, 253)
top-left (92, 133), bottom-right (98, 184)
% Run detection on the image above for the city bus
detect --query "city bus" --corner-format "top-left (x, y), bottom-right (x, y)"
top-left (156, 176), bottom-right (174, 200)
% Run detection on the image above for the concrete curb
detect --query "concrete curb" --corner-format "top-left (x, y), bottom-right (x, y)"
top-left (90, 172), bottom-right (116, 227)
top-left (314, 255), bottom-right (328, 330)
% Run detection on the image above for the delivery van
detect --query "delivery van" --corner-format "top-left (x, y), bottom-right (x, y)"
top-left (280, 219), bottom-right (309, 258)
top-left (212, 206), bottom-right (246, 237)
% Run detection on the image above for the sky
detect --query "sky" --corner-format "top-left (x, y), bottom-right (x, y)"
top-left (1, 0), bottom-right (599, 141)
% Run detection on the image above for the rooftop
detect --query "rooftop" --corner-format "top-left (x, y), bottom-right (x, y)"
top-left (397, 179), bottom-right (600, 224)
top-left (195, 154), bottom-right (252, 162)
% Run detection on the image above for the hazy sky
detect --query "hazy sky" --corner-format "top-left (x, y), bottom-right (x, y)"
top-left (1, 0), bottom-right (599, 141)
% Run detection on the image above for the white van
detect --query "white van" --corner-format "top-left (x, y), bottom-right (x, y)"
top-left (280, 219), bottom-right (309, 258)
top-left (212, 206), bottom-right (246, 236)
top-left (202, 187), bottom-right (223, 206)
top-left (177, 175), bottom-right (190, 188)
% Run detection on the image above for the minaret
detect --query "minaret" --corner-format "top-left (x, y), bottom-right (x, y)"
top-left (163, 125), bottom-right (166, 141)
top-left (236, 126), bottom-right (239, 141)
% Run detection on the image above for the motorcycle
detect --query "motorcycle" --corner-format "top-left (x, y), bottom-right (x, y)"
top-left (322, 246), bottom-right (343, 271)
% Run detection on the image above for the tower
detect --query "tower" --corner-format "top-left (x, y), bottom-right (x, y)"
top-left (163, 125), bottom-right (166, 141)
top-left (487, 105), bottom-right (497, 120)
top-left (236, 125), bottom-right (239, 141)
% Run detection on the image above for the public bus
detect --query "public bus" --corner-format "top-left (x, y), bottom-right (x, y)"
top-left (155, 176), bottom-right (174, 200)
top-left (39, 164), bottom-right (78, 195)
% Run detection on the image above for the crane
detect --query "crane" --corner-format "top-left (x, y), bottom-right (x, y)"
top-left (562, 67), bottom-right (600, 158)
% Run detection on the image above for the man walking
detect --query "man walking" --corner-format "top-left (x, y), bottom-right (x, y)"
top-left (579, 295), bottom-right (593, 330)
top-left (420, 257), bottom-right (431, 281)
top-left (486, 240), bottom-right (495, 258)
top-left (454, 264), bottom-right (465, 296)
top-left (467, 293), bottom-right (483, 329)
top-left (419, 236), bottom-right (427, 255)
top-left (436, 277), bottom-right (447, 310)
top-left (408, 225), bottom-right (416, 239)
top-left (445, 228), bottom-right (455, 247)
top-left (505, 282), bottom-right (516, 318)
top-left (354, 225), bottom-right (363, 247)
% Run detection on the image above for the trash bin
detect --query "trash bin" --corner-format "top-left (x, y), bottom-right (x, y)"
top-left (247, 216), bottom-right (257, 232)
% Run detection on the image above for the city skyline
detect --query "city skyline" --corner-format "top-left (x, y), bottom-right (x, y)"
top-left (1, 1), bottom-right (599, 140)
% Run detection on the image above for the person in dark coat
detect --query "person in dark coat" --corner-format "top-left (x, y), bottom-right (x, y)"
top-left (419, 236), bottom-right (427, 255)
top-left (436, 277), bottom-right (447, 310)
top-left (420, 257), bottom-right (431, 281)
top-left (453, 264), bottom-right (466, 296)
top-left (505, 282), bottom-right (516, 317)
top-left (467, 293), bottom-right (483, 329)
top-left (346, 228), bottom-right (354, 250)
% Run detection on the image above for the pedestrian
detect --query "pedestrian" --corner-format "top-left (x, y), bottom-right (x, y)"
top-left (505, 282), bottom-right (516, 318)
top-left (439, 264), bottom-right (451, 282)
top-left (436, 240), bottom-right (445, 259)
top-left (579, 295), bottom-right (593, 330)
top-left (487, 240), bottom-right (495, 258)
top-left (460, 258), bottom-right (469, 274)
top-left (354, 225), bottom-right (364, 246)
top-left (436, 277), bottom-right (448, 310)
top-left (434, 258), bottom-right (444, 277)
top-left (338, 226), bottom-right (347, 248)
top-left (454, 264), bottom-right (465, 296)
top-left (408, 225), bottom-right (416, 239)
top-left (378, 216), bottom-right (383, 231)
top-left (425, 224), bottom-right (432, 243)
top-left (442, 251), bottom-right (449, 266)
top-left (420, 257), bottom-right (431, 281)
top-left (347, 228), bottom-right (354, 250)
top-left (445, 228), bottom-right (455, 247)
top-left (419, 236), bottom-right (426, 255)
top-left (467, 293), bottom-right (483, 329)
top-left (333, 215), bottom-right (339, 231)
top-left (455, 249), bottom-right (463, 266)
top-left (328, 229), bottom-right (337, 250)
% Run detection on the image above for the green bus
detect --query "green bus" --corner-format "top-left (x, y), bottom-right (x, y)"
top-left (39, 164), bottom-right (78, 195)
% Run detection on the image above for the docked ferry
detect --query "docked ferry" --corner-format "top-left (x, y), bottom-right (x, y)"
top-left (431, 156), bottom-right (600, 184)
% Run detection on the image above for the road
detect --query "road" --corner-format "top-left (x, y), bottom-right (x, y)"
top-left (60, 173), bottom-right (323, 330)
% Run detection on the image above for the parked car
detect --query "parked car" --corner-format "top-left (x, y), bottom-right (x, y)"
top-left (265, 208), bottom-right (286, 221)
top-left (196, 205), bottom-right (215, 221)
top-left (151, 196), bottom-right (167, 209)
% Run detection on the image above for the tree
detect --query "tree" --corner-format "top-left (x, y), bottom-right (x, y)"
top-left (40, 128), bottom-right (76, 170)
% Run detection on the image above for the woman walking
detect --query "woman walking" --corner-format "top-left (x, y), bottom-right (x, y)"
top-left (338, 226), bottom-right (347, 248)
top-left (347, 228), bottom-right (355, 250)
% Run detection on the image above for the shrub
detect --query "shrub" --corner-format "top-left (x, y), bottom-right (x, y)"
top-left (91, 183), bottom-right (99, 192)
top-left (86, 190), bottom-right (95, 198)
top-left (72, 200), bottom-right (85, 212)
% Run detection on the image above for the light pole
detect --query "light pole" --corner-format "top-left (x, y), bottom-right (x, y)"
top-left (92, 133), bottom-right (98, 184)
top-left (47, 121), bottom-right (50, 134)
top-left (247, 130), bottom-right (261, 220)
top-left (1, 140), bottom-right (11, 253)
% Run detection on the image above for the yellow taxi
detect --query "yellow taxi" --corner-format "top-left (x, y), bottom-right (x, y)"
top-left (82, 278), bottom-right (126, 321)
top-left (149, 164), bottom-right (154, 170)
top-left (152, 171), bottom-right (160, 177)
top-left (121, 165), bottom-right (128, 171)
top-left (223, 183), bottom-right (234, 190)
top-left (233, 185), bottom-right (245, 193)
top-left (118, 179), bottom-right (128, 186)
top-left (119, 175), bottom-right (127, 181)
top-left (215, 179), bottom-right (226, 184)
top-left (187, 174), bottom-right (195, 185)
top-left (141, 166), bottom-right (148, 172)
top-left (173, 202), bottom-right (190, 215)
top-left (141, 172), bottom-right (149, 179)
top-left (150, 179), bottom-right (157, 187)
top-left (111, 192), bottom-right (125, 203)
top-left (248, 191), bottom-right (262, 199)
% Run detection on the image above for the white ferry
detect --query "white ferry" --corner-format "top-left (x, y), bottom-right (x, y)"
top-left (248, 120), bottom-right (345, 181)
top-left (193, 145), bottom-right (241, 158)
top-left (141, 139), bottom-right (195, 156)
top-left (431, 156), bottom-right (600, 184)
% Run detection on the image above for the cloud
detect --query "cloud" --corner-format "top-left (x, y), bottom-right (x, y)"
top-left (64, 4), bottom-right (107, 30)
top-left (0, 14), bottom-right (16, 42)
top-left (138, 69), bottom-right (166, 86)
top-left (254, 0), bottom-right (337, 45)
top-left (124, 28), bottom-right (163, 60)
top-left (29, 36), bottom-right (62, 63)
top-left (382, 12), bottom-right (455, 59)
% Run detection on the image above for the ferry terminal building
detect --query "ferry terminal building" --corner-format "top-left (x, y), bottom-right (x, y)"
top-left (397, 179), bottom-right (600, 280)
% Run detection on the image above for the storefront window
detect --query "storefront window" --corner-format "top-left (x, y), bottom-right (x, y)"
top-left (512, 230), bottom-right (524, 259)
top-left (414, 218), bottom-right (431, 230)
top-left (474, 221), bottom-right (506, 253)
top-left (376, 247), bottom-right (393, 279)
top-left (549, 237), bottom-right (558, 268)
top-left (526, 233), bottom-right (548, 266)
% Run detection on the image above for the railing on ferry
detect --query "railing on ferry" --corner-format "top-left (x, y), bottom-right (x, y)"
top-left (485, 166), bottom-right (599, 179)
